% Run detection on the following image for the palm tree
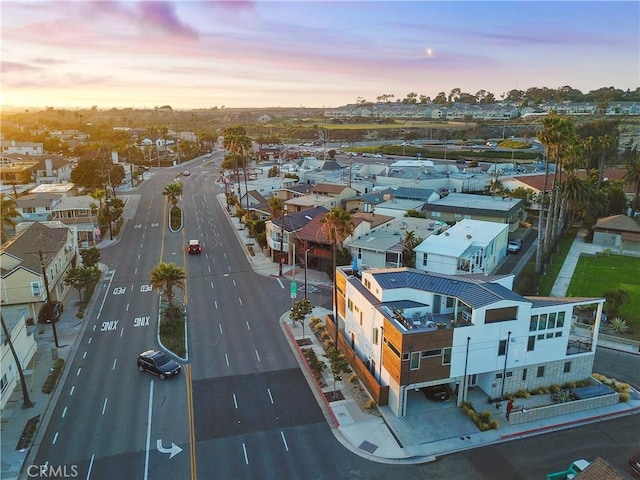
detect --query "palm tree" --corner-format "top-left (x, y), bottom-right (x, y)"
top-left (162, 182), bottom-right (183, 206)
top-left (222, 126), bottom-right (253, 212)
top-left (268, 196), bottom-right (284, 219)
top-left (150, 262), bottom-right (186, 308)
top-left (560, 170), bottom-right (593, 228)
top-left (622, 152), bottom-right (640, 217)
top-left (320, 207), bottom-right (355, 345)
top-left (538, 115), bottom-right (575, 256)
top-left (1, 195), bottom-right (19, 244)
top-left (402, 230), bottom-right (421, 268)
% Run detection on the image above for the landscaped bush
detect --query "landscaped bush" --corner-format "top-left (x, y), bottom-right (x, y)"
top-left (575, 378), bottom-right (592, 387)
top-left (561, 381), bottom-right (576, 390)
top-left (515, 389), bottom-right (531, 399)
top-left (460, 402), bottom-right (499, 432)
top-left (302, 347), bottom-right (327, 386)
top-left (365, 399), bottom-right (377, 410)
top-left (593, 373), bottom-right (631, 402)
top-left (549, 384), bottom-right (561, 394)
top-left (42, 358), bottom-right (65, 394)
top-left (309, 317), bottom-right (321, 328)
top-left (531, 386), bottom-right (549, 395)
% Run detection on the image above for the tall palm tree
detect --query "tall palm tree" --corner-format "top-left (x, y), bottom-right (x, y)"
top-left (622, 153), bottom-right (640, 217)
top-left (320, 207), bottom-right (355, 345)
top-left (150, 262), bottom-right (186, 308)
top-left (1, 195), bottom-right (19, 244)
top-left (162, 182), bottom-right (183, 206)
top-left (560, 170), bottom-right (593, 228)
top-left (222, 126), bottom-right (253, 212)
top-left (538, 115), bottom-right (574, 255)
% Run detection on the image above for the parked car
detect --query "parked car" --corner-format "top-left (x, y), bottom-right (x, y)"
top-left (507, 239), bottom-right (523, 253)
top-left (421, 385), bottom-right (451, 401)
top-left (188, 239), bottom-right (202, 254)
top-left (137, 350), bottom-right (181, 380)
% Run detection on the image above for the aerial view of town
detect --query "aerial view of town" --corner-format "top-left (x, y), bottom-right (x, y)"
top-left (1, 1), bottom-right (639, 479)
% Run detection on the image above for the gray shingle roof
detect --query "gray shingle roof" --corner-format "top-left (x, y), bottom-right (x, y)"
top-left (1, 222), bottom-right (68, 276)
top-left (371, 269), bottom-right (529, 309)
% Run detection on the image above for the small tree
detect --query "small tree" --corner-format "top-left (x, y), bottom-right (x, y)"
top-left (80, 247), bottom-right (101, 268)
top-left (603, 288), bottom-right (630, 317)
top-left (64, 266), bottom-right (100, 301)
top-left (290, 298), bottom-right (313, 339)
top-left (150, 262), bottom-right (186, 308)
top-left (324, 346), bottom-right (350, 400)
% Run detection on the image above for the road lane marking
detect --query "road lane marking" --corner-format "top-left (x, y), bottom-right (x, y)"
top-left (120, 328), bottom-right (124, 337)
top-left (245, 321), bottom-right (250, 330)
top-left (101, 398), bottom-right (108, 415)
top-left (267, 388), bottom-right (274, 404)
top-left (62, 407), bottom-right (67, 418)
top-left (83, 352), bottom-right (87, 359)
top-left (70, 386), bottom-right (75, 396)
top-left (53, 432), bottom-right (58, 445)
top-left (97, 269), bottom-right (116, 319)
top-left (77, 367), bottom-right (82, 376)
top-left (238, 298), bottom-right (243, 306)
top-left (88, 337), bottom-right (92, 344)
top-left (255, 350), bottom-right (261, 362)
top-left (214, 301), bottom-right (218, 309)
top-left (225, 353), bottom-right (229, 366)
top-left (112, 358), bottom-right (117, 370)
top-left (280, 431), bottom-right (289, 452)
top-left (126, 303), bottom-right (130, 311)
top-left (277, 278), bottom-right (284, 289)
top-left (144, 380), bottom-right (154, 480)
top-left (86, 454), bottom-right (95, 480)
top-left (233, 280), bottom-right (236, 287)
top-left (210, 281), bottom-right (214, 289)
top-left (228, 266), bottom-right (231, 272)
top-left (242, 443), bottom-right (249, 465)
top-left (92, 325), bottom-right (96, 332)
top-left (185, 365), bottom-right (197, 480)
top-left (219, 324), bottom-right (223, 334)
top-left (233, 393), bottom-right (238, 409)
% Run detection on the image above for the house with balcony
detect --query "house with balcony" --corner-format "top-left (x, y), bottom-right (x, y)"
top-left (0, 157), bottom-right (40, 185)
top-left (0, 305), bottom-right (37, 410)
top-left (347, 217), bottom-right (441, 269)
top-left (423, 193), bottom-right (525, 232)
top-left (414, 219), bottom-right (509, 275)
top-left (14, 193), bottom-right (64, 223)
top-left (266, 206), bottom-right (328, 265)
top-left (33, 156), bottom-right (73, 185)
top-left (0, 141), bottom-right (44, 157)
top-left (0, 222), bottom-right (76, 323)
top-left (333, 266), bottom-right (605, 417)
top-left (51, 195), bottom-right (100, 247)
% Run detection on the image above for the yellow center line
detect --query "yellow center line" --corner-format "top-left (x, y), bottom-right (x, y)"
top-left (185, 364), bottom-right (198, 480)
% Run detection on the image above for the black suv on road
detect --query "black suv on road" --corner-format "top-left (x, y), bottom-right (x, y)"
top-left (137, 350), bottom-right (181, 379)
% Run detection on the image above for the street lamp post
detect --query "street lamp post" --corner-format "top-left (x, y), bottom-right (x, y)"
top-left (38, 250), bottom-right (60, 348)
top-left (304, 248), bottom-right (311, 300)
top-left (278, 205), bottom-right (287, 276)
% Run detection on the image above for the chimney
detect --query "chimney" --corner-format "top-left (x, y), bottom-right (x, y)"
top-left (45, 158), bottom-right (53, 176)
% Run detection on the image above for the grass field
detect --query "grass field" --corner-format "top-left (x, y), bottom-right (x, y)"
top-left (567, 254), bottom-right (640, 338)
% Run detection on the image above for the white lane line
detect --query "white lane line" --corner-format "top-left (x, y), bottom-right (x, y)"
top-left (277, 278), bottom-right (284, 289)
top-left (233, 280), bottom-right (236, 287)
top-left (112, 358), bottom-right (117, 370)
top-left (62, 407), bottom-right (67, 418)
top-left (126, 303), bottom-right (130, 311)
top-left (255, 350), bottom-right (261, 362)
top-left (70, 386), bottom-right (75, 396)
top-left (233, 393), bottom-right (238, 409)
top-left (144, 381), bottom-right (154, 480)
top-left (224, 252), bottom-right (227, 258)
top-left (120, 328), bottom-right (124, 337)
top-left (77, 367), bottom-right (82, 376)
top-left (53, 432), bottom-right (59, 445)
top-left (97, 269), bottom-right (115, 320)
top-left (245, 321), bottom-right (250, 330)
top-left (93, 325), bottom-right (96, 331)
top-left (225, 353), bottom-right (229, 366)
top-left (228, 266), bottom-right (231, 272)
top-left (83, 352), bottom-right (87, 359)
top-left (88, 337), bottom-right (92, 344)
top-left (210, 281), bottom-right (214, 288)
top-left (267, 388), bottom-right (274, 404)
top-left (208, 267), bottom-right (211, 273)
top-left (238, 298), bottom-right (243, 306)
top-left (242, 443), bottom-right (249, 465)
top-left (101, 398), bottom-right (108, 415)
top-left (86, 454), bottom-right (95, 480)
top-left (214, 301), bottom-right (218, 309)
top-left (280, 431), bottom-right (289, 452)
top-left (219, 324), bottom-right (223, 334)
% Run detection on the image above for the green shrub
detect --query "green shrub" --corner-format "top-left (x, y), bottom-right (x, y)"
top-left (42, 358), bottom-right (65, 394)
top-left (515, 389), bottom-right (531, 399)
top-left (619, 391), bottom-right (631, 402)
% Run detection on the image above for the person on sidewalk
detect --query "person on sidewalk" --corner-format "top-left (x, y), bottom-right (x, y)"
top-left (506, 399), bottom-right (514, 421)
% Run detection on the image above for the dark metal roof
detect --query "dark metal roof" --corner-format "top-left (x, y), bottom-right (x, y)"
top-left (272, 206), bottom-right (328, 232)
top-left (371, 269), bottom-right (530, 309)
top-left (383, 299), bottom-right (429, 310)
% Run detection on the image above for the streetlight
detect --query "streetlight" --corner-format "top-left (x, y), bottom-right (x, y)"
top-left (304, 248), bottom-right (311, 300)
top-left (278, 204), bottom-right (287, 276)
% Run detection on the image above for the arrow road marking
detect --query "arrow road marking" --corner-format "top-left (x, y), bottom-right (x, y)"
top-left (156, 439), bottom-right (183, 459)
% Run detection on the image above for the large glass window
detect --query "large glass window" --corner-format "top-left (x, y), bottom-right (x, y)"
top-left (557, 311), bottom-right (565, 328)
top-left (547, 312), bottom-right (556, 329)
top-left (530, 315), bottom-right (538, 332)
top-left (410, 352), bottom-right (420, 370)
top-left (538, 314), bottom-right (547, 330)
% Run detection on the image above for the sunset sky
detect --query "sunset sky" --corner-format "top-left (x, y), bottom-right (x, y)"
top-left (2, 1), bottom-right (638, 110)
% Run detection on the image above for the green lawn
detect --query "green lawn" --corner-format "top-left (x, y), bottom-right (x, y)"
top-left (567, 254), bottom-right (640, 338)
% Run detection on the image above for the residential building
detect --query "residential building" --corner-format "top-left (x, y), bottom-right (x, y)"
top-left (51, 195), bottom-right (100, 246)
top-left (414, 219), bottom-right (509, 275)
top-left (1, 306), bottom-right (37, 410)
top-left (334, 266), bottom-right (605, 417)
top-left (0, 141), bottom-right (44, 157)
top-left (423, 192), bottom-right (525, 232)
top-left (0, 222), bottom-right (76, 322)
top-left (265, 206), bottom-right (328, 264)
top-left (14, 193), bottom-right (64, 222)
top-left (592, 214), bottom-right (640, 254)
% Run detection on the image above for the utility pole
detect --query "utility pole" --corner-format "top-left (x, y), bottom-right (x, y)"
top-left (37, 250), bottom-right (60, 348)
top-left (1, 315), bottom-right (34, 408)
